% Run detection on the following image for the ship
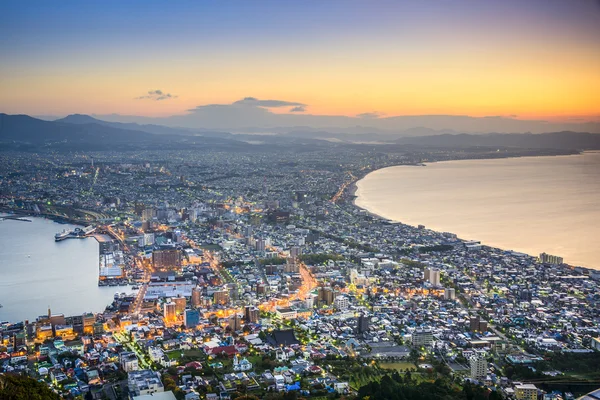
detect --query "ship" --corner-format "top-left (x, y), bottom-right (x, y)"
top-left (55, 230), bottom-right (71, 241)
top-left (55, 226), bottom-right (95, 241)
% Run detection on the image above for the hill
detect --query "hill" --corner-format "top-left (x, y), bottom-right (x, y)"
top-left (0, 373), bottom-right (61, 400)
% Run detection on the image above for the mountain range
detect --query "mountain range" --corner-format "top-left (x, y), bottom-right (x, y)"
top-left (2, 113), bottom-right (600, 151)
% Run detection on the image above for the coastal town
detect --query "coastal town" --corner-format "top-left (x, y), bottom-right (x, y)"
top-left (1, 146), bottom-right (599, 400)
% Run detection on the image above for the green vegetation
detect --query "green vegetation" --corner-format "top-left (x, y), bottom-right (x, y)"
top-left (357, 374), bottom-right (502, 400)
top-left (379, 361), bottom-right (417, 372)
top-left (505, 352), bottom-right (600, 381)
top-left (0, 373), bottom-right (61, 400)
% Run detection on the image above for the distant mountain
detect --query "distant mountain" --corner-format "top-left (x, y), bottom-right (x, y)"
top-left (55, 114), bottom-right (216, 137)
top-left (1, 113), bottom-right (151, 143)
top-left (0, 113), bottom-right (332, 151)
top-left (395, 131), bottom-right (600, 150)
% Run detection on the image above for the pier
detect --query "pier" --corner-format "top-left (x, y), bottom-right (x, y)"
top-left (0, 215), bottom-right (32, 222)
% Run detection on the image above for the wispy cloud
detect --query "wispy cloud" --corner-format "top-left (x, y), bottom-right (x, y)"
top-left (135, 89), bottom-right (178, 101)
top-left (290, 106), bottom-right (306, 112)
top-left (356, 111), bottom-right (385, 119)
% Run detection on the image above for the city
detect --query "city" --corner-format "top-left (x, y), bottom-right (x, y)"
top-left (1, 1), bottom-right (600, 400)
top-left (1, 145), bottom-right (599, 400)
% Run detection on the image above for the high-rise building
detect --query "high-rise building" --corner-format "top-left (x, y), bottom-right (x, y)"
top-left (152, 249), bottom-right (182, 270)
top-left (191, 287), bottom-right (202, 307)
top-left (213, 290), bottom-right (229, 305)
top-left (255, 238), bottom-right (266, 252)
top-left (444, 288), bottom-right (456, 300)
top-left (290, 246), bottom-right (302, 258)
top-left (470, 355), bottom-right (487, 379)
top-left (229, 313), bottom-right (242, 332)
top-left (244, 306), bottom-right (259, 323)
top-left (163, 302), bottom-right (176, 322)
top-left (429, 268), bottom-right (441, 287)
top-left (184, 309), bottom-right (200, 329)
top-left (173, 296), bottom-right (187, 315)
top-left (424, 268), bottom-right (431, 281)
top-left (142, 207), bottom-right (155, 221)
top-left (318, 286), bottom-right (335, 306)
top-left (538, 253), bottom-right (563, 265)
top-left (82, 313), bottom-right (95, 335)
top-left (412, 328), bottom-right (433, 347)
top-left (334, 295), bottom-right (349, 310)
top-left (357, 314), bottom-right (370, 334)
top-left (470, 316), bottom-right (481, 332)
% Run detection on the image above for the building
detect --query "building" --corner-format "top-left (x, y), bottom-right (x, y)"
top-left (317, 286), bottom-right (334, 306)
top-left (163, 302), bottom-right (176, 322)
top-left (184, 309), bottom-right (200, 329)
top-left (120, 351), bottom-right (139, 372)
top-left (357, 314), bottom-right (370, 334)
top-left (412, 328), bottom-right (433, 347)
top-left (128, 370), bottom-right (164, 397)
top-left (444, 288), bottom-right (456, 300)
top-left (429, 268), bottom-right (441, 287)
top-left (539, 252), bottom-right (563, 265)
top-left (515, 384), bottom-right (538, 400)
top-left (82, 313), bottom-right (95, 335)
top-left (228, 314), bottom-right (242, 332)
top-left (191, 287), bottom-right (202, 307)
top-left (334, 295), bottom-right (349, 310)
top-left (213, 290), bottom-right (229, 306)
top-left (152, 249), bottom-right (182, 270)
top-left (244, 306), bottom-right (259, 323)
top-left (172, 296), bottom-right (187, 315)
top-left (290, 246), bottom-right (302, 258)
top-left (470, 355), bottom-right (487, 379)
top-left (470, 316), bottom-right (481, 332)
top-left (275, 307), bottom-right (297, 321)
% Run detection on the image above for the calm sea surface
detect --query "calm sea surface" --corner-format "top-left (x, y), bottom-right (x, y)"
top-left (0, 216), bottom-right (121, 323)
top-left (355, 152), bottom-right (600, 270)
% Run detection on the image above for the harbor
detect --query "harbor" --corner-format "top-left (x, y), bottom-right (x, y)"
top-left (54, 225), bottom-right (96, 241)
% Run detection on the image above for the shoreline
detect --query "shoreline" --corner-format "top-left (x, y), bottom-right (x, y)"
top-left (0, 215), bottom-right (116, 325)
top-left (350, 152), bottom-right (597, 273)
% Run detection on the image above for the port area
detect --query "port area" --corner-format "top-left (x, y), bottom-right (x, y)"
top-left (54, 225), bottom-right (96, 241)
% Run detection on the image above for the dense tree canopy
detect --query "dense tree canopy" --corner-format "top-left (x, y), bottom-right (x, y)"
top-left (0, 374), bottom-right (61, 400)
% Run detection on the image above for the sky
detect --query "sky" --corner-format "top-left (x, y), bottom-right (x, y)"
top-left (1, 0), bottom-right (599, 129)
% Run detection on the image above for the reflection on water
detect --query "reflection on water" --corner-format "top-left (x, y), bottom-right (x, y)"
top-left (356, 153), bottom-right (600, 270)
top-left (0, 216), bottom-right (121, 323)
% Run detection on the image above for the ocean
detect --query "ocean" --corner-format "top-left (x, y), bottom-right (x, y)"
top-left (0, 215), bottom-right (121, 323)
top-left (355, 152), bottom-right (600, 270)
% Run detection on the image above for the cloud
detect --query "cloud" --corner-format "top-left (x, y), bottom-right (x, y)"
top-left (356, 111), bottom-right (385, 119)
top-left (233, 97), bottom-right (306, 108)
top-left (136, 89), bottom-right (178, 101)
top-left (290, 106), bottom-right (306, 112)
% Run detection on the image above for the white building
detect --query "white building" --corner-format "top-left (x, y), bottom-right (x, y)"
top-left (412, 328), bottom-right (434, 347)
top-left (470, 355), bottom-right (487, 379)
top-left (334, 295), bottom-right (349, 310)
top-left (119, 351), bottom-right (139, 372)
top-left (128, 370), bottom-right (164, 397)
top-left (429, 268), bottom-right (441, 287)
top-left (232, 354), bottom-right (253, 372)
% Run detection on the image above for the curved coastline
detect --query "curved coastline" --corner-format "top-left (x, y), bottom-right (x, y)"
top-left (352, 153), bottom-right (599, 271)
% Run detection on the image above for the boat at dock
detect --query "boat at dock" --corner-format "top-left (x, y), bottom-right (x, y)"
top-left (55, 225), bottom-right (96, 241)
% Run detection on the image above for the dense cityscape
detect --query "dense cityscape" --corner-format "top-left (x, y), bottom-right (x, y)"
top-left (1, 144), bottom-right (599, 400)
top-left (2, 1), bottom-right (600, 399)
